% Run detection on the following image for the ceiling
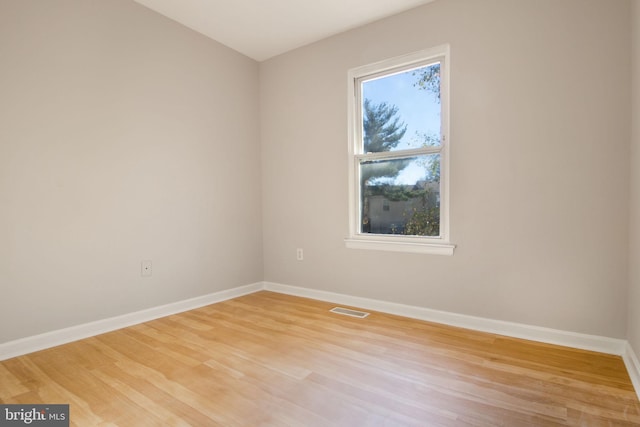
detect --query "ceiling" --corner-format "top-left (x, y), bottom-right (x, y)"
top-left (133, 0), bottom-right (436, 61)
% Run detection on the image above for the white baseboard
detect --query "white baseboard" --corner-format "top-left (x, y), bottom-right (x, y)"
top-left (263, 282), bottom-right (627, 356)
top-left (0, 282), bottom-right (263, 361)
top-left (623, 342), bottom-right (640, 400)
top-left (1, 278), bottom-right (633, 393)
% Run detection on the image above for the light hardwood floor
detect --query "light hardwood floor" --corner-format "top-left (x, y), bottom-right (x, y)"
top-left (1, 291), bottom-right (639, 426)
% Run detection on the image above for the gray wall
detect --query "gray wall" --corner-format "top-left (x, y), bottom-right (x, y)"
top-left (0, 0), bottom-right (262, 342)
top-left (630, 0), bottom-right (640, 356)
top-left (260, 0), bottom-right (631, 338)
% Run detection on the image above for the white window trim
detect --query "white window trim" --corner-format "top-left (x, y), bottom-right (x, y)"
top-left (345, 45), bottom-right (455, 256)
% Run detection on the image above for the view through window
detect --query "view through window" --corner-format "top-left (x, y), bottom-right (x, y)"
top-left (358, 59), bottom-right (443, 237)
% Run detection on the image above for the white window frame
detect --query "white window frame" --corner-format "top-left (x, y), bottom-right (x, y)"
top-left (345, 45), bottom-right (455, 255)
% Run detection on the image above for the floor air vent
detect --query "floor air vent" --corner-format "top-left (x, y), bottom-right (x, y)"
top-left (330, 307), bottom-right (370, 318)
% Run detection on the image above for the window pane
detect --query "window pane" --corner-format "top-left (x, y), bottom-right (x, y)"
top-left (360, 155), bottom-right (440, 237)
top-left (361, 62), bottom-right (441, 153)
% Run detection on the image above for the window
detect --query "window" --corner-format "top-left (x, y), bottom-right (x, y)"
top-left (346, 46), bottom-right (455, 255)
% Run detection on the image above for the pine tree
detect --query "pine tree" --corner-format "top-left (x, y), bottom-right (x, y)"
top-left (363, 99), bottom-right (407, 153)
top-left (361, 99), bottom-right (409, 186)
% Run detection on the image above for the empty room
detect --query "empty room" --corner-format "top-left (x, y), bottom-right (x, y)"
top-left (2, 0), bottom-right (640, 425)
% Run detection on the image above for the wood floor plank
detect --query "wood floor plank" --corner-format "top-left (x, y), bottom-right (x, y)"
top-left (1, 291), bottom-right (639, 426)
top-left (0, 363), bottom-right (28, 400)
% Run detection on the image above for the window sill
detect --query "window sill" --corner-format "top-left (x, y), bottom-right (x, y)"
top-left (344, 237), bottom-right (455, 255)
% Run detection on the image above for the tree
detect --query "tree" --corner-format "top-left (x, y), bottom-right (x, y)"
top-left (404, 203), bottom-right (440, 236)
top-left (363, 99), bottom-right (407, 152)
top-left (360, 99), bottom-right (410, 232)
top-left (413, 63), bottom-right (441, 101)
top-left (361, 99), bottom-right (409, 185)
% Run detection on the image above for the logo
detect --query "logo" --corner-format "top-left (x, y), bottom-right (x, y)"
top-left (0, 405), bottom-right (68, 426)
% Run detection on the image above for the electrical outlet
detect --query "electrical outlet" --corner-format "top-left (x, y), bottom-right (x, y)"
top-left (296, 248), bottom-right (304, 261)
top-left (141, 260), bottom-right (152, 277)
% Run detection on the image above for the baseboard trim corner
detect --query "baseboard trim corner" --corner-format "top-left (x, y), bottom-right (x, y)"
top-left (0, 282), bottom-right (263, 361)
top-left (623, 342), bottom-right (640, 400)
top-left (263, 282), bottom-right (627, 356)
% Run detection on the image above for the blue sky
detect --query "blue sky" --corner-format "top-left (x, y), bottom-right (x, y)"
top-left (362, 66), bottom-right (440, 150)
